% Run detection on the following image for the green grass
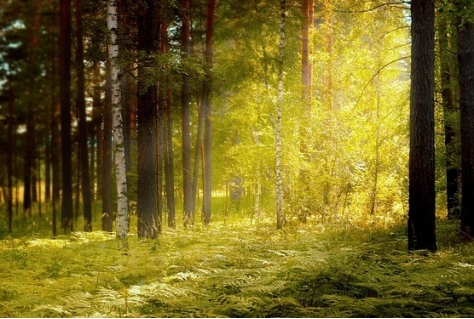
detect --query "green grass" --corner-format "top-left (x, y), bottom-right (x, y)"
top-left (0, 204), bottom-right (473, 317)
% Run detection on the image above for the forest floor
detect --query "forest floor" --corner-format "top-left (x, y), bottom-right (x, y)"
top-left (1, 214), bottom-right (474, 317)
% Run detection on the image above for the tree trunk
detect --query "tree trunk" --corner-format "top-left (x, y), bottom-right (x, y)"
top-left (458, 14), bottom-right (474, 239)
top-left (301, 0), bottom-right (313, 109)
top-left (7, 76), bottom-right (14, 233)
top-left (50, 1), bottom-right (59, 236)
top-left (192, 99), bottom-right (204, 219)
top-left (137, 0), bottom-right (159, 239)
top-left (59, 0), bottom-right (74, 233)
top-left (438, 12), bottom-right (460, 220)
top-left (108, 0), bottom-right (129, 247)
top-left (202, 0), bottom-right (216, 225)
top-left (326, 0), bottom-right (334, 111)
top-left (181, 0), bottom-right (193, 227)
top-left (102, 60), bottom-right (113, 232)
top-left (164, 88), bottom-right (176, 228)
top-left (92, 61), bottom-right (102, 202)
top-left (276, 0), bottom-right (286, 229)
top-left (407, 0), bottom-right (436, 252)
top-left (75, 0), bottom-right (92, 231)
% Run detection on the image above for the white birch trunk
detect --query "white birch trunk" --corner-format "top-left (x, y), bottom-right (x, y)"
top-left (276, 0), bottom-right (286, 229)
top-left (107, 0), bottom-right (128, 248)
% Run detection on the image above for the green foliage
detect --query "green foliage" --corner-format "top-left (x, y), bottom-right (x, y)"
top-left (1, 218), bottom-right (474, 317)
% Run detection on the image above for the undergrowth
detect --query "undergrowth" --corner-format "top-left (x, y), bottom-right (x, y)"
top-left (0, 216), bottom-right (473, 317)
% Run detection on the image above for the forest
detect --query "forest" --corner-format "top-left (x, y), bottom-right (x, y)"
top-left (1, 0), bottom-right (474, 317)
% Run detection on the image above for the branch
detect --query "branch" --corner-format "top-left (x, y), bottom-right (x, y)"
top-left (352, 56), bottom-right (409, 110)
top-left (334, 1), bottom-right (408, 14)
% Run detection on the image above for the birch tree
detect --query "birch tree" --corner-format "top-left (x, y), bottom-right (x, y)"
top-left (276, 0), bottom-right (286, 229)
top-left (108, 0), bottom-right (129, 247)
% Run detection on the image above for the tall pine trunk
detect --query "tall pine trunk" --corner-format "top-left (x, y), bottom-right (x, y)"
top-left (458, 13), bottom-right (474, 238)
top-left (102, 60), bottom-right (113, 232)
top-left (75, 0), bottom-right (92, 231)
top-left (407, 0), bottom-right (436, 251)
top-left (7, 76), bottom-right (14, 233)
top-left (59, 0), bottom-right (74, 233)
top-left (108, 0), bottom-right (129, 246)
top-left (202, 0), bottom-right (216, 225)
top-left (438, 12), bottom-right (460, 220)
top-left (137, 0), bottom-right (159, 239)
top-left (49, 0), bottom-right (59, 236)
top-left (181, 0), bottom-right (193, 227)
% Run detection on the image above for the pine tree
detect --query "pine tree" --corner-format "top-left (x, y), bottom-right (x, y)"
top-left (408, 0), bottom-right (436, 251)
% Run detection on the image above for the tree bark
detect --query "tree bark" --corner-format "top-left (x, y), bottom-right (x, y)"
top-left (50, 0), bottom-right (59, 236)
top-left (7, 76), bottom-right (14, 233)
top-left (438, 12), bottom-right (460, 219)
top-left (276, 0), bottom-right (286, 229)
top-left (181, 0), bottom-right (193, 227)
top-left (458, 12), bottom-right (474, 239)
top-left (102, 60), bottom-right (113, 232)
top-left (137, 0), bottom-right (159, 239)
top-left (408, 0), bottom-right (436, 251)
top-left (202, 0), bottom-right (216, 225)
top-left (108, 0), bottom-right (129, 247)
top-left (60, 0), bottom-right (74, 233)
top-left (75, 0), bottom-right (92, 231)
top-left (301, 0), bottom-right (313, 109)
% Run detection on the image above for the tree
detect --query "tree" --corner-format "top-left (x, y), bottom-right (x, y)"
top-left (181, 0), bottom-right (193, 227)
top-left (108, 0), bottom-right (129, 246)
top-left (75, 0), bottom-right (92, 231)
top-left (7, 76), bottom-right (14, 233)
top-left (202, 0), bottom-right (216, 225)
top-left (60, 0), bottom-right (74, 233)
top-left (407, 0), bottom-right (436, 251)
top-left (160, 20), bottom-right (176, 229)
top-left (276, 0), bottom-right (286, 229)
top-left (438, 3), bottom-right (460, 220)
top-left (102, 59), bottom-right (114, 233)
top-left (137, 0), bottom-right (159, 239)
top-left (457, 2), bottom-right (474, 238)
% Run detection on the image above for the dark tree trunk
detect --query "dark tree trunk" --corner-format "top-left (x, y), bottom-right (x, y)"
top-left (192, 99), bottom-right (204, 218)
top-left (181, 0), bottom-right (193, 227)
top-left (458, 15), bottom-right (474, 238)
top-left (137, 0), bottom-right (159, 239)
top-left (202, 0), bottom-right (216, 225)
top-left (7, 76), bottom-right (14, 233)
top-left (408, 0), bottom-right (436, 252)
top-left (45, 135), bottom-right (51, 203)
top-left (164, 88), bottom-right (176, 228)
top-left (92, 61), bottom-right (102, 202)
top-left (102, 60), bottom-right (113, 232)
top-left (156, 100), bottom-right (164, 234)
top-left (50, 2), bottom-right (59, 237)
top-left (23, 90), bottom-right (33, 217)
top-left (60, 0), bottom-right (74, 233)
top-left (75, 0), bottom-right (92, 231)
top-left (159, 13), bottom-right (176, 228)
top-left (438, 12), bottom-right (460, 219)
top-left (23, 0), bottom-right (43, 217)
